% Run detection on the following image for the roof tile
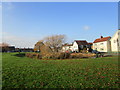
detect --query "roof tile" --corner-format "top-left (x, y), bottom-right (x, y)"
top-left (93, 36), bottom-right (111, 43)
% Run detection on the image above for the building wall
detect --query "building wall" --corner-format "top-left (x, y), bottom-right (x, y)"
top-left (62, 41), bottom-right (79, 52)
top-left (110, 30), bottom-right (120, 52)
top-left (107, 40), bottom-right (111, 52)
top-left (118, 31), bottom-right (120, 52)
top-left (72, 42), bottom-right (79, 52)
top-left (62, 46), bottom-right (73, 52)
top-left (69, 46), bottom-right (74, 51)
top-left (93, 41), bottom-right (110, 52)
top-left (62, 46), bottom-right (69, 52)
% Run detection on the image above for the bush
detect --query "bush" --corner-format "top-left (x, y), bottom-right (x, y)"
top-left (70, 53), bottom-right (83, 58)
top-left (82, 53), bottom-right (96, 58)
top-left (42, 52), bottom-right (71, 59)
top-left (70, 53), bottom-right (96, 58)
top-left (25, 53), bottom-right (42, 59)
top-left (26, 52), bottom-right (95, 60)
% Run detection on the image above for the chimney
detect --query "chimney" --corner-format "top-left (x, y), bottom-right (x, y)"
top-left (101, 36), bottom-right (103, 38)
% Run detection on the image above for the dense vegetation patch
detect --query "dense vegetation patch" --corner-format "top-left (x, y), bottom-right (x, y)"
top-left (25, 52), bottom-right (96, 60)
top-left (2, 53), bottom-right (119, 88)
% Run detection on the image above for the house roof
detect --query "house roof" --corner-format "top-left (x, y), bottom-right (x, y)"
top-left (93, 36), bottom-right (111, 43)
top-left (88, 43), bottom-right (93, 45)
top-left (62, 44), bottom-right (73, 46)
top-left (75, 40), bottom-right (89, 45)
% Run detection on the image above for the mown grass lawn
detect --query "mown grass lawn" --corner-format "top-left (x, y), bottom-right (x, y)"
top-left (2, 53), bottom-right (119, 88)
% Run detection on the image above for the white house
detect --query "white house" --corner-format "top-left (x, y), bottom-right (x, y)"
top-left (72, 40), bottom-right (90, 52)
top-left (110, 30), bottom-right (120, 52)
top-left (62, 40), bottom-right (92, 52)
top-left (93, 36), bottom-right (111, 52)
top-left (62, 44), bottom-right (73, 52)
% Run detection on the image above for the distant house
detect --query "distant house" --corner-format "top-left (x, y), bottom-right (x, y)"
top-left (15, 48), bottom-right (34, 52)
top-left (88, 43), bottom-right (93, 52)
top-left (62, 40), bottom-right (92, 52)
top-left (62, 44), bottom-right (73, 52)
top-left (88, 43), bottom-right (93, 48)
top-left (15, 48), bottom-right (20, 52)
top-left (0, 45), bottom-right (15, 52)
top-left (21, 48), bottom-right (34, 52)
top-left (72, 40), bottom-right (89, 52)
top-left (8, 46), bottom-right (15, 52)
top-left (93, 36), bottom-right (111, 52)
top-left (110, 30), bottom-right (120, 52)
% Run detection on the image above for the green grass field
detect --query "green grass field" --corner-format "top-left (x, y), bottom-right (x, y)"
top-left (2, 53), bottom-right (119, 88)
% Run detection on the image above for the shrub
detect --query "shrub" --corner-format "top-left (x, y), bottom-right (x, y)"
top-left (26, 52), bottom-right (95, 60)
top-left (70, 53), bottom-right (83, 58)
top-left (42, 52), bottom-right (71, 59)
top-left (25, 53), bottom-right (42, 59)
top-left (70, 53), bottom-right (96, 58)
top-left (82, 53), bottom-right (96, 58)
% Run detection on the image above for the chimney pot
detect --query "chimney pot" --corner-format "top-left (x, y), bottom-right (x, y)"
top-left (101, 36), bottom-right (103, 38)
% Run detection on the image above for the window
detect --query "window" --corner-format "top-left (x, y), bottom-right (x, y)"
top-left (100, 43), bottom-right (103, 45)
top-left (117, 38), bottom-right (118, 42)
top-left (74, 46), bottom-right (77, 48)
top-left (114, 40), bottom-right (116, 43)
top-left (94, 44), bottom-right (97, 46)
top-left (100, 48), bottom-right (104, 50)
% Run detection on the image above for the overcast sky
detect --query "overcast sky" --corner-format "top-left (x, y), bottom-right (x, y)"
top-left (1, 2), bottom-right (118, 48)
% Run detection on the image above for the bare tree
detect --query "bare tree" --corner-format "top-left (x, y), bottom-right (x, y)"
top-left (0, 42), bottom-right (9, 52)
top-left (0, 43), bottom-right (9, 47)
top-left (43, 34), bottom-right (66, 52)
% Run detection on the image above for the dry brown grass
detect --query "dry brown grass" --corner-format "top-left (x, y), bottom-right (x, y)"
top-left (26, 52), bottom-right (96, 60)
top-left (71, 53), bottom-right (96, 58)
